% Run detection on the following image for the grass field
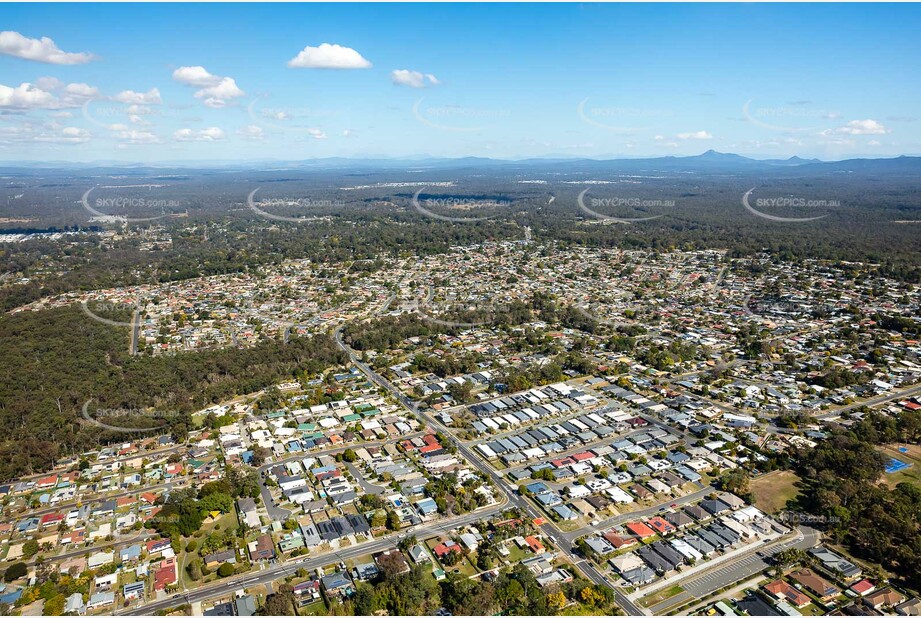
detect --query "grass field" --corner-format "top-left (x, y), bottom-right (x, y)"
top-left (640, 584), bottom-right (685, 608)
top-left (750, 470), bottom-right (801, 514)
top-left (880, 444), bottom-right (921, 488)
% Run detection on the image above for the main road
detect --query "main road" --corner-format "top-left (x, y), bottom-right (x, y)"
top-left (332, 325), bottom-right (646, 616)
top-left (118, 504), bottom-right (505, 616)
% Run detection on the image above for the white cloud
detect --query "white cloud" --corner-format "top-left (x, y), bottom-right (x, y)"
top-left (237, 125), bottom-right (265, 141)
top-left (307, 128), bottom-right (327, 139)
top-left (171, 66), bottom-right (222, 88)
top-left (390, 70), bottom-right (439, 88)
top-left (0, 80), bottom-right (103, 110)
top-left (0, 30), bottom-right (95, 65)
top-left (63, 83), bottom-right (100, 99)
top-left (0, 82), bottom-right (58, 109)
top-left (195, 77), bottom-right (244, 101)
top-left (117, 129), bottom-right (160, 144)
top-left (174, 126), bottom-right (225, 142)
top-left (677, 130), bottom-right (713, 140)
top-left (127, 114), bottom-right (150, 126)
top-left (173, 66), bottom-right (244, 106)
top-left (823, 119), bottom-right (890, 136)
top-left (263, 110), bottom-right (290, 121)
top-left (51, 111), bottom-right (73, 118)
top-left (34, 126), bottom-right (90, 144)
top-left (0, 123), bottom-right (93, 145)
top-left (35, 76), bottom-right (62, 91)
top-left (867, 140), bottom-right (882, 146)
top-left (114, 88), bottom-right (162, 105)
top-left (126, 104), bottom-right (153, 116)
top-left (288, 43), bottom-right (371, 69)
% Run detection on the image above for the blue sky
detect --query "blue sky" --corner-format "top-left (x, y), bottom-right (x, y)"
top-left (1, 3), bottom-right (919, 162)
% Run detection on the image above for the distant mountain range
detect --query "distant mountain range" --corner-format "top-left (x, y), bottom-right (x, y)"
top-left (3, 150), bottom-right (920, 176)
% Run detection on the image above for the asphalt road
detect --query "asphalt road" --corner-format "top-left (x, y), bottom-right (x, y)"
top-left (647, 526), bottom-right (820, 615)
top-left (816, 383), bottom-right (921, 419)
top-left (119, 503), bottom-right (505, 615)
top-left (332, 326), bottom-right (648, 616)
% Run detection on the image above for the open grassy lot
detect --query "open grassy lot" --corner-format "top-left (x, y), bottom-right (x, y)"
top-left (750, 470), bottom-right (801, 514)
top-left (639, 584), bottom-right (685, 608)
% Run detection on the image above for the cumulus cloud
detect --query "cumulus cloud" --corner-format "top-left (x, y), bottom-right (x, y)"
top-left (0, 79), bottom-right (104, 110)
top-left (823, 119), bottom-right (890, 136)
top-left (0, 30), bottom-right (95, 65)
top-left (113, 88), bottom-right (162, 105)
top-left (264, 110), bottom-right (290, 121)
top-left (0, 82), bottom-right (58, 109)
top-left (0, 121), bottom-right (92, 145)
top-left (173, 66), bottom-right (244, 106)
top-left (63, 83), bottom-right (100, 99)
top-left (117, 129), bottom-right (161, 145)
top-left (677, 130), bottom-right (713, 140)
top-left (126, 104), bottom-right (153, 116)
top-left (174, 126), bottom-right (225, 141)
top-left (390, 70), bottom-right (439, 88)
top-left (34, 126), bottom-right (91, 144)
top-left (288, 43), bottom-right (371, 69)
top-left (307, 128), bottom-right (327, 139)
top-left (237, 125), bottom-right (265, 141)
top-left (172, 66), bottom-right (222, 88)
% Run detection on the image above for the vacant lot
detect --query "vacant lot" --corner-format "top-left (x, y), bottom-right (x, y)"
top-left (750, 470), bottom-right (800, 513)
top-left (640, 584), bottom-right (685, 608)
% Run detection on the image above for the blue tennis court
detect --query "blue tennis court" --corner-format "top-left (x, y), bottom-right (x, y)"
top-left (886, 458), bottom-right (912, 474)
